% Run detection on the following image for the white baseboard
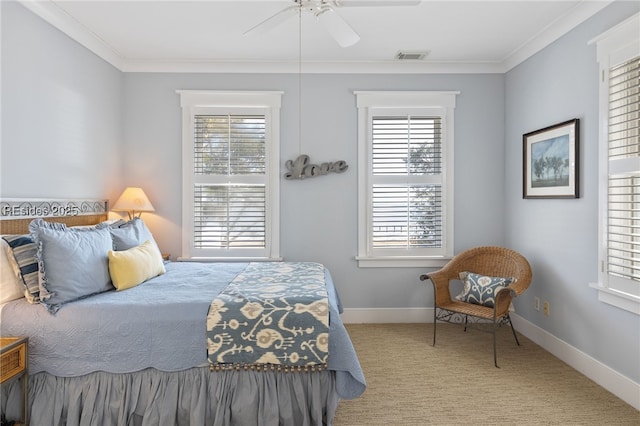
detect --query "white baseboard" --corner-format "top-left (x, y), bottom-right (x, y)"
top-left (509, 313), bottom-right (640, 411)
top-left (341, 308), bottom-right (640, 411)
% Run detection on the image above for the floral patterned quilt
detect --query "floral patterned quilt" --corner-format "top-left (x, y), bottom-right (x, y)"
top-left (206, 262), bottom-right (330, 370)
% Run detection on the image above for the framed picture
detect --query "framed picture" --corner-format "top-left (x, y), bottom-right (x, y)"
top-left (523, 118), bottom-right (579, 199)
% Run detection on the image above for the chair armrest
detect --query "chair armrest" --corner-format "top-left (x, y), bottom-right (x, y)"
top-left (494, 286), bottom-right (517, 317)
top-left (420, 269), bottom-right (457, 306)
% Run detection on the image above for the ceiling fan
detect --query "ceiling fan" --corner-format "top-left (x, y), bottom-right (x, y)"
top-left (243, 0), bottom-right (421, 48)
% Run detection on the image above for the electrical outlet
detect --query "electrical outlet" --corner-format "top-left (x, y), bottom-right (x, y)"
top-left (543, 301), bottom-right (550, 316)
top-left (534, 297), bottom-right (540, 311)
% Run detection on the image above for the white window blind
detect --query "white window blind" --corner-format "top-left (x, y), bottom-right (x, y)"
top-left (194, 115), bottom-right (266, 176)
top-left (355, 91), bottom-right (457, 268)
top-left (592, 12), bottom-right (640, 314)
top-left (178, 90), bottom-right (282, 260)
top-left (606, 56), bottom-right (640, 284)
top-left (193, 114), bottom-right (266, 250)
top-left (371, 116), bottom-right (443, 249)
top-left (194, 184), bottom-right (266, 249)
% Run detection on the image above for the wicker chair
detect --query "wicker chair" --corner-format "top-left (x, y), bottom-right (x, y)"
top-left (419, 246), bottom-right (532, 367)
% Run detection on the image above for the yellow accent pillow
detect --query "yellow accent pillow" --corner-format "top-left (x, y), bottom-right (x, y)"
top-left (108, 240), bottom-right (165, 291)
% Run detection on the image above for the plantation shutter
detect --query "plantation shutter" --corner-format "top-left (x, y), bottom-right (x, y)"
top-left (607, 56), bottom-right (640, 283)
top-left (371, 116), bottom-right (443, 250)
top-left (193, 114), bottom-right (266, 250)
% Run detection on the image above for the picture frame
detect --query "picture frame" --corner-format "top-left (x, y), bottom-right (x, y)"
top-left (523, 118), bottom-right (579, 199)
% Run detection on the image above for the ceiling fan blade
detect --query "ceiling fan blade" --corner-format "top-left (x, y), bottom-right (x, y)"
top-left (243, 5), bottom-right (298, 37)
top-left (333, 1), bottom-right (421, 6)
top-left (317, 9), bottom-right (360, 47)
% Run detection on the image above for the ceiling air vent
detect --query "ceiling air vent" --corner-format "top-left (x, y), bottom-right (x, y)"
top-left (395, 51), bottom-right (429, 60)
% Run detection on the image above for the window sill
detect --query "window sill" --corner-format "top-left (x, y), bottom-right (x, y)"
top-left (356, 256), bottom-right (450, 268)
top-left (177, 256), bottom-right (283, 263)
top-left (589, 282), bottom-right (640, 315)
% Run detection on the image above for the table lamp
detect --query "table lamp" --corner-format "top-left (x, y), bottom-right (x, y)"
top-left (112, 187), bottom-right (155, 220)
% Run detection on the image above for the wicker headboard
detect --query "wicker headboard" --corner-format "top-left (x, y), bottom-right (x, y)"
top-left (0, 199), bottom-right (109, 234)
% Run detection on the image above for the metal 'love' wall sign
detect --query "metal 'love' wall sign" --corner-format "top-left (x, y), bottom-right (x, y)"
top-left (284, 154), bottom-right (348, 180)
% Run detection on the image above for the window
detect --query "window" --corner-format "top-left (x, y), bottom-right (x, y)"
top-left (592, 13), bottom-right (640, 314)
top-left (178, 91), bottom-right (283, 260)
top-left (355, 91), bottom-right (458, 267)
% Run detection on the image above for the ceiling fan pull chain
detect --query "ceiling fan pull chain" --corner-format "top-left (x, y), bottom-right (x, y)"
top-left (298, 2), bottom-right (303, 155)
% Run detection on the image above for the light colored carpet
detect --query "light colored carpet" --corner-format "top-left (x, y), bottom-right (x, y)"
top-left (334, 323), bottom-right (639, 425)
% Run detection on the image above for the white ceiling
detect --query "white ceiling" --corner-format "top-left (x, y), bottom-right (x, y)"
top-left (20, 0), bottom-right (615, 73)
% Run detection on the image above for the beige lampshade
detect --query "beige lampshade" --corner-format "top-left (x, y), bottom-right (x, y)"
top-left (112, 187), bottom-right (155, 219)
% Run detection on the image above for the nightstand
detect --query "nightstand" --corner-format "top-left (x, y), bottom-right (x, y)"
top-left (1, 337), bottom-right (28, 425)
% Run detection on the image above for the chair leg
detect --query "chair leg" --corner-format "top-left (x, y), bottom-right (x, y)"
top-left (507, 314), bottom-right (521, 346)
top-left (464, 315), bottom-right (468, 332)
top-left (432, 307), bottom-right (437, 346)
top-left (493, 325), bottom-right (499, 368)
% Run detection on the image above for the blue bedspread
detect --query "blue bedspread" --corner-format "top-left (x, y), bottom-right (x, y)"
top-left (0, 261), bottom-right (366, 399)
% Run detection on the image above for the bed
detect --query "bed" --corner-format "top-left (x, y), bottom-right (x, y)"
top-left (0, 200), bottom-right (365, 426)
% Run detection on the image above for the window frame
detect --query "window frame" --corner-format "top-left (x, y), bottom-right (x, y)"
top-left (178, 90), bottom-right (283, 261)
top-left (590, 13), bottom-right (640, 315)
top-left (354, 91), bottom-right (458, 268)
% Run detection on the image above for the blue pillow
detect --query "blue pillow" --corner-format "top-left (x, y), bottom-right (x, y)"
top-left (2, 235), bottom-right (40, 303)
top-left (109, 218), bottom-right (158, 251)
top-left (29, 219), bottom-right (114, 313)
top-left (455, 271), bottom-right (515, 308)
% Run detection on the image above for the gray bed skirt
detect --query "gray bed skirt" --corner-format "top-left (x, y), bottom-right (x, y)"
top-left (1, 367), bottom-right (339, 426)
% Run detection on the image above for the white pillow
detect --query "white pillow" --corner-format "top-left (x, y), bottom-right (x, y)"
top-left (0, 238), bottom-right (26, 304)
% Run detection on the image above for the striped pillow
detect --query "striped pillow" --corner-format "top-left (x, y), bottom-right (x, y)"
top-left (2, 235), bottom-right (40, 303)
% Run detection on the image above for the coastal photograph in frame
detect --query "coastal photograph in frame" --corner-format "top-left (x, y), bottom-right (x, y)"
top-left (523, 119), bottom-right (579, 199)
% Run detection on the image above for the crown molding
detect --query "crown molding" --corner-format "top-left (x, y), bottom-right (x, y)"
top-left (121, 58), bottom-right (505, 74)
top-left (19, 0), bottom-right (124, 70)
top-left (502, 0), bottom-right (613, 72)
top-left (18, 0), bottom-right (614, 75)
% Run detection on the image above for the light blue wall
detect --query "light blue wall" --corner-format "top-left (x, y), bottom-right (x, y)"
top-left (122, 72), bottom-right (505, 309)
top-left (505, 1), bottom-right (640, 382)
top-left (0, 1), bottom-right (123, 200)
